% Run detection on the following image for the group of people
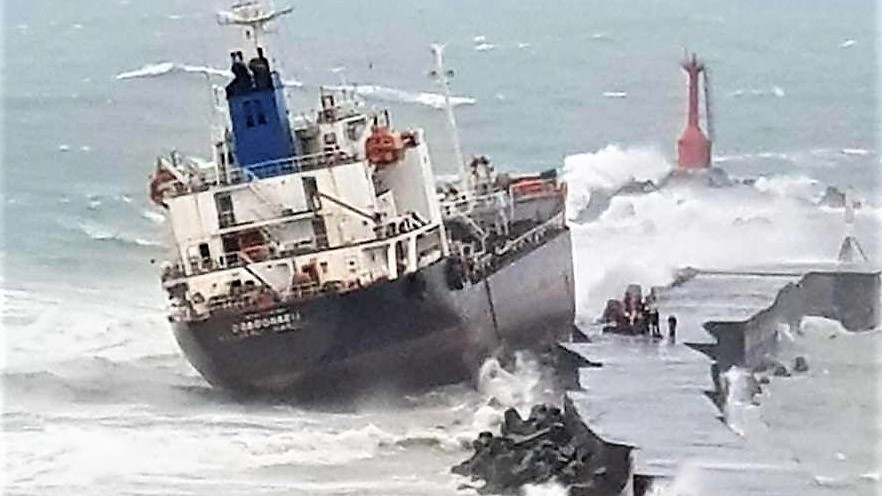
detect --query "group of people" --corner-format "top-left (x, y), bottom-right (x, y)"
top-left (602, 286), bottom-right (677, 340)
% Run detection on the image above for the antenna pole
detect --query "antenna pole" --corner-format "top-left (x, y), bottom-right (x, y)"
top-left (430, 44), bottom-right (469, 193)
top-left (704, 67), bottom-right (715, 144)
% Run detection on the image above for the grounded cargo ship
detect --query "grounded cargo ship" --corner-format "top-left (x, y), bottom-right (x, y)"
top-left (150, 2), bottom-right (575, 397)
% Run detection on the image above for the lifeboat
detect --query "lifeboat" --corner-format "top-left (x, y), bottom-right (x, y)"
top-left (149, 168), bottom-right (177, 207)
top-left (364, 126), bottom-right (405, 166)
top-left (242, 245), bottom-right (268, 262)
top-left (510, 177), bottom-right (548, 197)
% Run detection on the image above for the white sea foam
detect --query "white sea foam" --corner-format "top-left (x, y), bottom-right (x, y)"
top-left (141, 210), bottom-right (166, 224)
top-left (729, 86), bottom-right (786, 98)
top-left (77, 221), bottom-right (162, 248)
top-left (522, 482), bottom-right (569, 496)
top-left (474, 43), bottom-right (496, 52)
top-left (602, 91), bottom-right (628, 98)
top-left (839, 39), bottom-right (857, 48)
top-left (115, 62), bottom-right (231, 80)
top-left (645, 461), bottom-right (705, 495)
top-left (331, 83), bottom-right (476, 109)
top-left (841, 147), bottom-right (870, 156)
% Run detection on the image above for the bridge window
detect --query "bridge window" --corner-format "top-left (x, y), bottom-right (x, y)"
top-left (254, 100), bottom-right (267, 125)
top-left (243, 101), bottom-right (255, 128)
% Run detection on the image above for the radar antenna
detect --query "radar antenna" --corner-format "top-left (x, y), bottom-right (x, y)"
top-left (429, 44), bottom-right (469, 194)
top-left (217, 1), bottom-right (293, 54)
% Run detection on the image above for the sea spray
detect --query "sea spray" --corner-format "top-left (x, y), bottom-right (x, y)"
top-left (472, 352), bottom-right (555, 433)
top-left (720, 366), bottom-right (759, 436)
top-left (644, 461), bottom-right (705, 496)
top-left (563, 146), bottom-right (867, 318)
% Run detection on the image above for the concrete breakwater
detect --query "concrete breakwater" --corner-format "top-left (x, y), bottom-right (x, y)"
top-left (555, 264), bottom-right (880, 495)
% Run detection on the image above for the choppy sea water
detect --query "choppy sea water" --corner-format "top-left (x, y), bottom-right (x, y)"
top-left (3, 0), bottom-right (879, 494)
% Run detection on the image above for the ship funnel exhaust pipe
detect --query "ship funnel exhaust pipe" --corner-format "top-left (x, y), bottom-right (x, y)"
top-left (676, 52), bottom-right (712, 170)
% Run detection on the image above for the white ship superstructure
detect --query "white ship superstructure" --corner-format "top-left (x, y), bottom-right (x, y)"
top-left (151, 4), bottom-right (453, 321)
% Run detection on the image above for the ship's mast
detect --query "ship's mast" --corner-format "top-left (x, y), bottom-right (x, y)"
top-left (216, 1), bottom-right (293, 58)
top-left (430, 44), bottom-right (469, 194)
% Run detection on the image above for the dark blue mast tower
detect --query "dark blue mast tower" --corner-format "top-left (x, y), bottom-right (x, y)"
top-left (225, 47), bottom-right (299, 178)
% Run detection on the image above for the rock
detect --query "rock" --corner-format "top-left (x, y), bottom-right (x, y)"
top-left (793, 356), bottom-right (809, 373)
top-left (773, 364), bottom-right (791, 377)
top-left (501, 408), bottom-right (531, 436)
top-left (453, 402), bottom-right (601, 494)
top-left (818, 186), bottom-right (846, 208)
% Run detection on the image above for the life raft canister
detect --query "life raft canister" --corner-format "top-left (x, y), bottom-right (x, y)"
top-left (364, 126), bottom-right (405, 167)
top-left (149, 169), bottom-right (177, 207)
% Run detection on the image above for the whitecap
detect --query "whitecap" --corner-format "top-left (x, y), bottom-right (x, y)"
top-left (841, 148), bottom-right (869, 156)
top-left (141, 210), bottom-right (166, 224)
top-left (729, 86), bottom-right (786, 98)
top-left (58, 144), bottom-right (70, 152)
top-left (840, 39), bottom-right (856, 48)
top-left (77, 221), bottom-right (162, 247)
top-left (859, 472), bottom-right (880, 482)
top-left (473, 35), bottom-right (486, 43)
top-left (813, 475), bottom-right (848, 487)
top-left (330, 84), bottom-right (476, 109)
top-left (474, 43), bottom-right (496, 52)
top-left (72, 23), bottom-right (84, 30)
top-left (79, 145), bottom-right (92, 152)
top-left (602, 91), bottom-right (628, 99)
top-left (517, 42), bottom-right (532, 49)
top-left (115, 62), bottom-right (231, 80)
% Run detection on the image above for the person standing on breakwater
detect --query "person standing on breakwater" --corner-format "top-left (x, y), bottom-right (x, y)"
top-left (667, 315), bottom-right (677, 343)
top-left (646, 291), bottom-right (661, 338)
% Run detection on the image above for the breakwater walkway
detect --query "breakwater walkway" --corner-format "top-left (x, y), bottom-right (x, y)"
top-left (561, 266), bottom-right (880, 495)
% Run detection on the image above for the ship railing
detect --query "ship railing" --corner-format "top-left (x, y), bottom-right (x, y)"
top-left (441, 190), bottom-right (508, 217)
top-left (162, 150), bottom-right (360, 199)
top-left (456, 213), bottom-right (565, 284)
top-left (161, 262), bottom-right (188, 282)
top-left (220, 150), bottom-right (358, 186)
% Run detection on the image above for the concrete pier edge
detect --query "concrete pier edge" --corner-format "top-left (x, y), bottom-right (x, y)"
top-left (556, 264), bottom-right (881, 495)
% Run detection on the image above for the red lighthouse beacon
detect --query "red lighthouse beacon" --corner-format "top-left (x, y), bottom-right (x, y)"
top-left (676, 53), bottom-right (712, 170)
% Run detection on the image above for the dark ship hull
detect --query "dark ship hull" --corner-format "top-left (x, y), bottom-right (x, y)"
top-left (172, 229), bottom-right (575, 398)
